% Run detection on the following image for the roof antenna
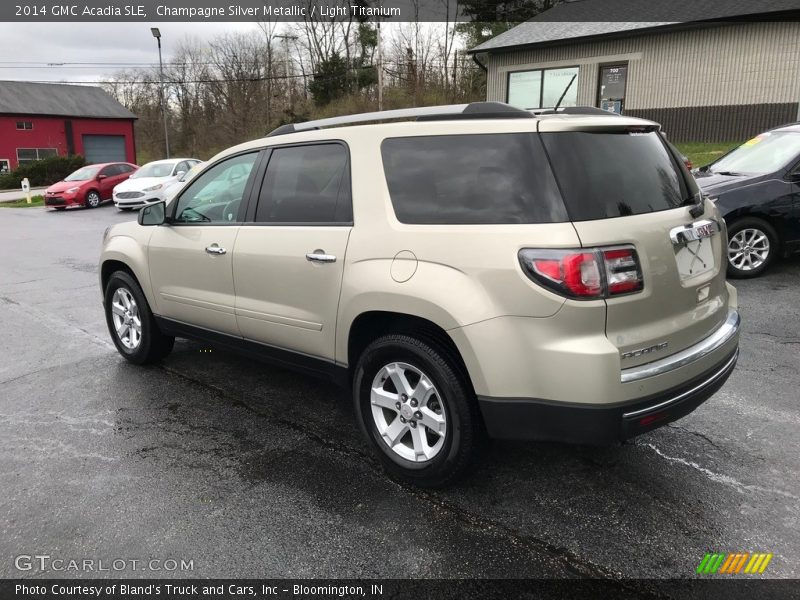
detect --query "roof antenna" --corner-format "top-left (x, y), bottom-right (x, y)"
top-left (553, 74), bottom-right (577, 112)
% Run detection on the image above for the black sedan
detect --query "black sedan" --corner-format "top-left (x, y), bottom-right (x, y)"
top-left (694, 123), bottom-right (800, 278)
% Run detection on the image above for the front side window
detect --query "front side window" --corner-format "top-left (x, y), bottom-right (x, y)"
top-left (174, 152), bottom-right (258, 223)
top-left (255, 144), bottom-right (351, 224)
top-left (508, 66), bottom-right (579, 110)
top-left (100, 165), bottom-right (119, 177)
top-left (381, 134), bottom-right (567, 225)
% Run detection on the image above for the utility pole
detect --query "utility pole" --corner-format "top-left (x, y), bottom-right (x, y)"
top-left (275, 33), bottom-right (299, 112)
top-left (150, 28), bottom-right (170, 159)
top-left (376, 19), bottom-right (383, 111)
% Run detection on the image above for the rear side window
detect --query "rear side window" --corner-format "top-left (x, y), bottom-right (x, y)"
top-left (541, 131), bottom-right (687, 221)
top-left (255, 143), bottom-right (351, 224)
top-left (381, 134), bottom-right (567, 224)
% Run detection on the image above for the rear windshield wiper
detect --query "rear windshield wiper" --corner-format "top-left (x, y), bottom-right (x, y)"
top-left (681, 192), bottom-right (705, 218)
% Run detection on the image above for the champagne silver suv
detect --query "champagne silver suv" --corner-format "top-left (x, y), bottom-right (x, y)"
top-left (100, 102), bottom-right (740, 486)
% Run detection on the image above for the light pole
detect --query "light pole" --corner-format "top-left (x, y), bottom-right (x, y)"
top-left (150, 27), bottom-right (170, 159)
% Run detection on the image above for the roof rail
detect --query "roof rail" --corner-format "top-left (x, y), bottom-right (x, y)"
top-left (534, 106), bottom-right (619, 116)
top-left (266, 101), bottom-right (532, 136)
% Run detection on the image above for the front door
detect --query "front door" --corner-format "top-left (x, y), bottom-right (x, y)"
top-left (233, 143), bottom-right (352, 361)
top-left (97, 164), bottom-right (122, 199)
top-left (148, 151), bottom-right (260, 335)
top-left (597, 64), bottom-right (628, 114)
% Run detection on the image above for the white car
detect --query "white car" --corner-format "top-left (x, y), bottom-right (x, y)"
top-left (113, 158), bottom-right (201, 210)
top-left (162, 161), bottom-right (205, 204)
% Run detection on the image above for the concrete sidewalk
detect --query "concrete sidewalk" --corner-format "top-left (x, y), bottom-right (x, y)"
top-left (0, 186), bottom-right (48, 202)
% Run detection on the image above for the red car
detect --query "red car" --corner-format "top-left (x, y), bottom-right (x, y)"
top-left (44, 162), bottom-right (138, 210)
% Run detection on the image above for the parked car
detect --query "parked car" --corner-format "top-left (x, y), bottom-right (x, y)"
top-left (112, 158), bottom-right (201, 210)
top-left (44, 163), bottom-right (138, 210)
top-left (694, 124), bottom-right (800, 278)
top-left (100, 102), bottom-right (740, 486)
top-left (162, 161), bottom-right (205, 203)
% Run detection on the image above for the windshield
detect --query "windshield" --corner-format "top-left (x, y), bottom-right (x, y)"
top-left (64, 167), bottom-right (100, 181)
top-left (711, 132), bottom-right (800, 175)
top-left (131, 162), bottom-right (175, 179)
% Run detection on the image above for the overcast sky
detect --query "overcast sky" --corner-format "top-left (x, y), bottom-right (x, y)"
top-left (0, 23), bottom-right (264, 83)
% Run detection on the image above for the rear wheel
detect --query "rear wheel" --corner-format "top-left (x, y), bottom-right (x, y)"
top-left (726, 217), bottom-right (778, 278)
top-left (353, 334), bottom-right (480, 487)
top-left (85, 190), bottom-right (101, 208)
top-left (104, 271), bottom-right (174, 364)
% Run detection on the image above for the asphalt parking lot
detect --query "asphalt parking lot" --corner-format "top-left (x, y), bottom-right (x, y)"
top-left (0, 203), bottom-right (798, 582)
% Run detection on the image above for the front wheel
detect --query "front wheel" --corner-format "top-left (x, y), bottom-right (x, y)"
top-left (104, 271), bottom-right (174, 364)
top-left (353, 334), bottom-right (480, 487)
top-left (85, 190), bottom-right (101, 208)
top-left (726, 217), bottom-right (778, 278)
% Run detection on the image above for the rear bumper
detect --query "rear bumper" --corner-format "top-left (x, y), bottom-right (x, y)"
top-left (478, 347), bottom-right (738, 444)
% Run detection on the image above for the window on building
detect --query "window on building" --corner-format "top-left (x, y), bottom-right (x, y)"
top-left (16, 121), bottom-right (33, 130)
top-left (507, 66), bottom-right (579, 110)
top-left (16, 148), bottom-right (57, 165)
top-left (0, 159), bottom-right (10, 174)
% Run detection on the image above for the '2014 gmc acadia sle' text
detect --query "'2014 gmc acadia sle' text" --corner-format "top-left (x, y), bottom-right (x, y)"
top-left (99, 102), bottom-right (740, 486)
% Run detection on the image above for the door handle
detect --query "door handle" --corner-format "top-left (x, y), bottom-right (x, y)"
top-left (306, 251), bottom-right (336, 263)
top-left (205, 244), bottom-right (227, 255)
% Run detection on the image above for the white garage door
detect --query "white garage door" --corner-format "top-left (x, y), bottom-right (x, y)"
top-left (82, 135), bottom-right (126, 164)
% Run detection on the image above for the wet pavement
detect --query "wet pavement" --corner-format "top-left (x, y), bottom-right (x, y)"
top-left (0, 204), bottom-right (798, 580)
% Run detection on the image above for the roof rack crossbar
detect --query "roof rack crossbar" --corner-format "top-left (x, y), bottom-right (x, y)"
top-left (265, 101), bottom-right (532, 136)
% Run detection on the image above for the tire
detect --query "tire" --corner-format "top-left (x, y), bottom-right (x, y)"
top-left (85, 190), bottom-right (101, 208)
top-left (104, 270), bottom-right (174, 364)
top-left (353, 334), bottom-right (480, 487)
top-left (726, 217), bottom-right (778, 279)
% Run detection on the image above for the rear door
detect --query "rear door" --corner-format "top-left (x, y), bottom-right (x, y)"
top-left (232, 142), bottom-right (352, 361)
top-left (539, 123), bottom-right (730, 367)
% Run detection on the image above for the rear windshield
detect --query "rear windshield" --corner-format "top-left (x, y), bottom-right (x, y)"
top-left (541, 131), bottom-right (688, 221)
top-left (381, 133), bottom-right (567, 224)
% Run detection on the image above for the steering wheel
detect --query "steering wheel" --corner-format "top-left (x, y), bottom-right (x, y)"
top-left (222, 198), bottom-right (240, 222)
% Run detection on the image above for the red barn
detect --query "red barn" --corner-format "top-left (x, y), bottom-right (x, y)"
top-left (0, 81), bottom-right (136, 174)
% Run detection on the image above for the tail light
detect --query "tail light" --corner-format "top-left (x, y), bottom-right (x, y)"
top-left (519, 245), bottom-right (643, 299)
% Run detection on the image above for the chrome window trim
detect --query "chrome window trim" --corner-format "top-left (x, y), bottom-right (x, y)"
top-left (621, 309), bottom-right (740, 383)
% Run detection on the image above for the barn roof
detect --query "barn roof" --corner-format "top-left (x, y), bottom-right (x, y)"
top-left (0, 81), bottom-right (136, 119)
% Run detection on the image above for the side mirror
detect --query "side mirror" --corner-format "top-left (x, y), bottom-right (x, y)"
top-left (175, 170), bottom-right (186, 179)
top-left (139, 201), bottom-right (166, 226)
top-left (97, 174), bottom-right (107, 181)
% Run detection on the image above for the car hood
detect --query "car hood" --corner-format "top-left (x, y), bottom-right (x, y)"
top-left (46, 180), bottom-right (86, 193)
top-left (115, 176), bottom-right (172, 192)
top-left (694, 171), bottom-right (763, 195)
